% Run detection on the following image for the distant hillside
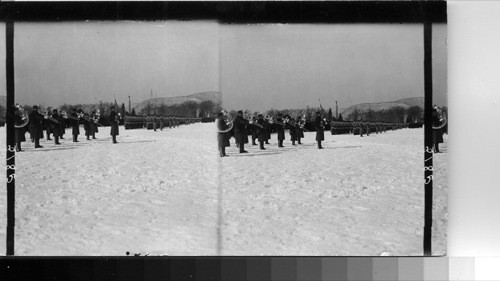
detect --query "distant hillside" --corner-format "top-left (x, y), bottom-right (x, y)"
top-left (134, 91), bottom-right (221, 113)
top-left (340, 97), bottom-right (424, 117)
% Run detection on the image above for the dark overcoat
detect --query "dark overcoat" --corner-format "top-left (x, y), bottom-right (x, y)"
top-left (14, 113), bottom-right (26, 143)
top-left (70, 113), bottom-right (80, 135)
top-left (256, 119), bottom-right (267, 142)
top-left (432, 111), bottom-right (444, 144)
top-left (28, 111), bottom-right (44, 139)
top-left (233, 115), bottom-right (249, 145)
top-left (59, 117), bottom-right (66, 136)
top-left (276, 118), bottom-right (285, 141)
top-left (289, 123), bottom-right (297, 141)
top-left (264, 120), bottom-right (271, 140)
top-left (50, 114), bottom-right (61, 137)
top-left (217, 117), bottom-right (229, 149)
top-left (314, 116), bottom-right (325, 141)
top-left (83, 118), bottom-right (92, 136)
top-left (297, 127), bottom-right (304, 138)
top-left (109, 112), bottom-right (119, 136)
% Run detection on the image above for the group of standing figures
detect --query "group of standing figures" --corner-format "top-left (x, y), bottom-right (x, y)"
top-left (13, 105), bottom-right (121, 152)
top-left (217, 110), bottom-right (326, 157)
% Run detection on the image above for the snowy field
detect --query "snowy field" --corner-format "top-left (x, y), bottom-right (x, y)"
top-left (0, 123), bottom-right (447, 256)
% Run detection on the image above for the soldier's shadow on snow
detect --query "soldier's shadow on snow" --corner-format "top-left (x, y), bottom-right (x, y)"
top-left (323, 145), bottom-right (363, 149)
top-left (229, 145), bottom-right (362, 157)
top-left (118, 140), bottom-right (157, 144)
top-left (230, 151), bottom-right (284, 157)
top-left (25, 146), bottom-right (80, 152)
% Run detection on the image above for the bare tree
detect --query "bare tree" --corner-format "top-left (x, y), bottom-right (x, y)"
top-left (348, 108), bottom-right (361, 121)
top-left (406, 106), bottom-right (423, 123)
top-left (366, 109), bottom-right (376, 121)
top-left (199, 100), bottom-right (215, 117)
top-left (390, 106), bottom-right (406, 123)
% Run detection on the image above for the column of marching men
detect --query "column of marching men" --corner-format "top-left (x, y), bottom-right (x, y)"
top-left (122, 115), bottom-right (200, 130)
top-left (217, 110), bottom-right (410, 157)
top-left (12, 105), bottom-right (121, 152)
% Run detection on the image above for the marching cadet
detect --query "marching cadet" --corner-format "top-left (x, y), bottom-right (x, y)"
top-left (70, 108), bottom-right (81, 142)
top-left (359, 120), bottom-right (364, 137)
top-left (13, 106), bottom-right (27, 152)
top-left (153, 115), bottom-right (157, 132)
top-left (314, 111), bottom-right (325, 149)
top-left (109, 106), bottom-right (119, 144)
top-left (289, 116), bottom-right (297, 146)
top-left (264, 116), bottom-right (271, 145)
top-left (90, 111), bottom-right (98, 139)
top-left (28, 105), bottom-right (44, 148)
top-left (59, 113), bottom-right (66, 139)
top-left (276, 113), bottom-right (286, 148)
top-left (50, 109), bottom-right (62, 145)
top-left (82, 113), bottom-right (93, 140)
top-left (365, 120), bottom-right (371, 136)
top-left (216, 112), bottom-right (229, 157)
top-left (159, 115), bottom-right (164, 131)
top-left (296, 116), bottom-right (305, 145)
top-left (243, 117), bottom-right (249, 147)
top-left (251, 116), bottom-right (258, 146)
top-left (256, 114), bottom-right (267, 150)
top-left (44, 110), bottom-right (52, 141)
top-left (233, 110), bottom-right (248, 153)
top-left (432, 106), bottom-right (444, 153)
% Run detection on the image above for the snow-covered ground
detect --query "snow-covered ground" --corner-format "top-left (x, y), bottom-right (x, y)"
top-left (0, 123), bottom-right (447, 256)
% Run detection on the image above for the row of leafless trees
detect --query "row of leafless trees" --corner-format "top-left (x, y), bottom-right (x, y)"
top-left (13, 101), bottom-right (124, 117)
top-left (9, 99), bottom-right (222, 119)
top-left (346, 105), bottom-right (425, 123)
top-left (140, 100), bottom-right (222, 117)
top-left (227, 106), bottom-right (337, 121)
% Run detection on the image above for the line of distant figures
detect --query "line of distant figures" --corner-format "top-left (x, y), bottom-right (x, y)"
top-left (123, 116), bottom-right (204, 130)
top-left (216, 111), bottom-right (415, 157)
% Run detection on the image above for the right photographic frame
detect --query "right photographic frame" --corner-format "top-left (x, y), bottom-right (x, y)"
top-left (217, 22), bottom-right (447, 256)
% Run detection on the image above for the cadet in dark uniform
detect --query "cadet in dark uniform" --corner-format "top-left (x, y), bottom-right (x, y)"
top-left (432, 106), bottom-right (444, 153)
top-left (250, 116), bottom-right (258, 146)
top-left (50, 109), bottom-right (62, 145)
top-left (70, 108), bottom-right (81, 142)
top-left (256, 114), bottom-right (267, 150)
top-left (91, 112), bottom-right (98, 139)
top-left (289, 117), bottom-right (297, 146)
top-left (276, 114), bottom-right (286, 148)
top-left (264, 116), bottom-right (271, 144)
top-left (159, 116), bottom-right (164, 131)
top-left (233, 110), bottom-right (248, 153)
top-left (28, 105), bottom-right (44, 148)
top-left (217, 112), bottom-right (229, 157)
top-left (44, 110), bottom-right (52, 141)
top-left (296, 116), bottom-right (305, 145)
top-left (88, 111), bottom-right (97, 139)
top-left (59, 113), bottom-right (66, 139)
top-left (109, 106), bottom-right (119, 144)
top-left (314, 111), bottom-right (325, 149)
top-left (14, 107), bottom-right (27, 151)
top-left (82, 113), bottom-right (93, 140)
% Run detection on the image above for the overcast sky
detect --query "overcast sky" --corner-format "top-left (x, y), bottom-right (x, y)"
top-left (221, 24), bottom-right (447, 112)
top-left (2, 21), bottom-right (220, 107)
top-left (0, 22), bottom-right (446, 111)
